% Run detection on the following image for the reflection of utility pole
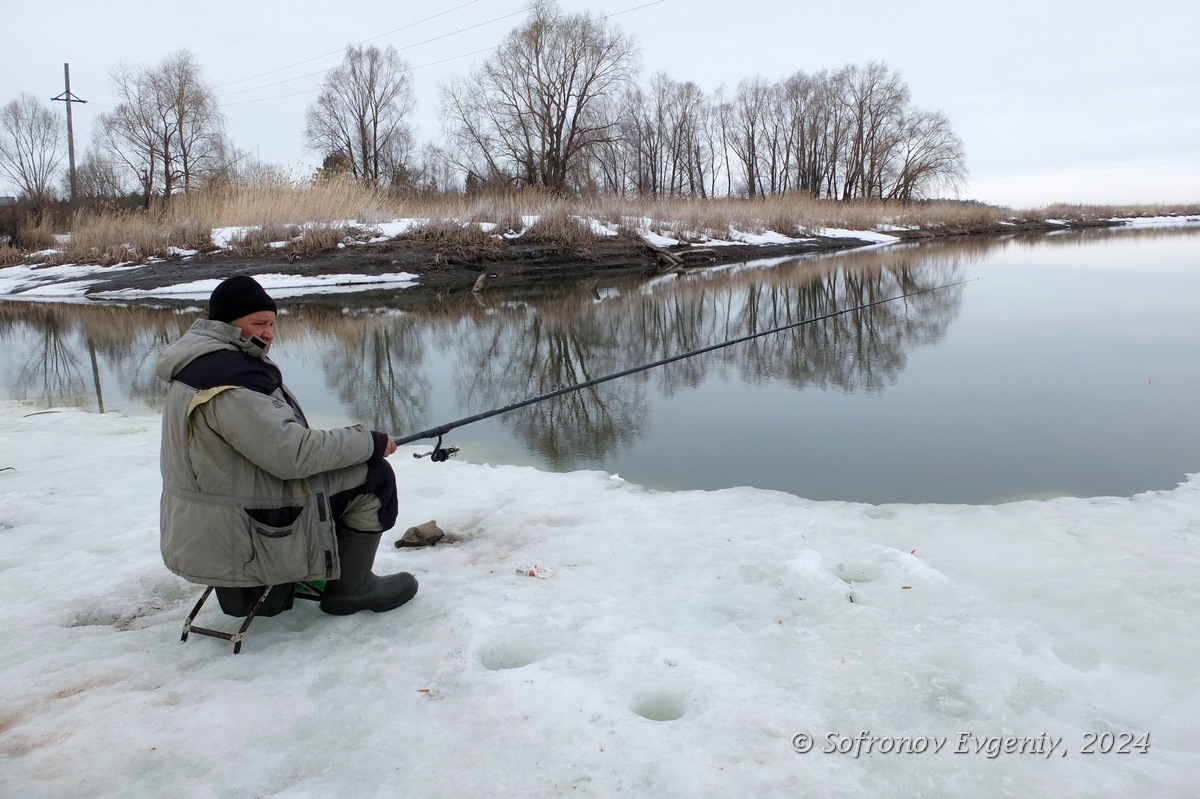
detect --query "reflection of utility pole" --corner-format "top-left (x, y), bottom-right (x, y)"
top-left (86, 335), bottom-right (105, 413)
top-left (51, 63), bottom-right (87, 204)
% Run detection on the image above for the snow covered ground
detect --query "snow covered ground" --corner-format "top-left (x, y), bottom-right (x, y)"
top-left (1, 401), bottom-right (1196, 797)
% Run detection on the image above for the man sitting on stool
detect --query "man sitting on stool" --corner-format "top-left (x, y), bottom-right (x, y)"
top-left (156, 275), bottom-right (417, 617)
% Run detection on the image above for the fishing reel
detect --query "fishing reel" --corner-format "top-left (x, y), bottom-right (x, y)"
top-left (413, 434), bottom-right (459, 463)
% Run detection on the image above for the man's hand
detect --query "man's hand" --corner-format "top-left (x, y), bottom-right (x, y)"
top-left (369, 431), bottom-right (399, 462)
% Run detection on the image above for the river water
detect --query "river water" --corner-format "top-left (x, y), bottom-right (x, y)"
top-left (2, 226), bottom-right (1197, 504)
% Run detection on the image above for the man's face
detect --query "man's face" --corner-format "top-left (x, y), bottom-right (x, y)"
top-left (232, 310), bottom-right (276, 353)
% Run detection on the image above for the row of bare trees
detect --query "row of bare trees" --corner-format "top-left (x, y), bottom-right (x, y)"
top-left (586, 65), bottom-right (964, 201)
top-left (438, 2), bottom-right (964, 200)
top-left (0, 0), bottom-right (966, 209)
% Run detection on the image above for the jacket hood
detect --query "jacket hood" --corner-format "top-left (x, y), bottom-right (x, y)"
top-left (155, 318), bottom-right (270, 383)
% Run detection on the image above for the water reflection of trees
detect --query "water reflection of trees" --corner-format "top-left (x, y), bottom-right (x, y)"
top-left (1019, 223), bottom-right (1200, 249)
top-left (1, 239), bottom-right (969, 464)
top-left (455, 305), bottom-right (644, 467)
top-left (0, 300), bottom-right (434, 433)
top-left (0, 302), bottom-right (191, 412)
top-left (452, 244), bottom-right (967, 462)
top-left (296, 308), bottom-right (431, 434)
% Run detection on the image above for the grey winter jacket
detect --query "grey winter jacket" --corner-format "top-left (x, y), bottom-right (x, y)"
top-left (157, 319), bottom-right (382, 587)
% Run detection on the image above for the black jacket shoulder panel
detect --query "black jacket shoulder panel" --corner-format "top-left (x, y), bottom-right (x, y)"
top-left (174, 350), bottom-right (280, 396)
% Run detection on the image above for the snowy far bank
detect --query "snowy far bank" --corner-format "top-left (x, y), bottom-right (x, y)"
top-left (1, 402), bottom-right (1196, 797)
top-left (4, 214), bottom-right (1196, 303)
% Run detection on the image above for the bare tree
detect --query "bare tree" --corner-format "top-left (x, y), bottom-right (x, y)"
top-left (622, 84), bottom-right (659, 196)
top-left (812, 71), bottom-right (849, 199)
top-left (0, 93), bottom-right (65, 218)
top-left (607, 74), bottom-right (715, 198)
top-left (409, 143), bottom-right (460, 194)
top-left (95, 50), bottom-right (225, 205)
top-left (776, 72), bottom-right (816, 196)
top-left (203, 146), bottom-right (296, 192)
top-left (836, 62), bottom-right (909, 200)
top-left (73, 145), bottom-right (136, 202)
top-left (885, 108), bottom-right (966, 201)
top-left (440, 0), bottom-right (637, 193)
top-left (707, 84), bottom-right (734, 197)
top-left (712, 63), bottom-right (961, 202)
top-left (759, 81), bottom-right (792, 196)
top-left (152, 50), bottom-right (226, 194)
top-left (587, 101), bottom-right (636, 196)
top-left (304, 44), bottom-right (416, 188)
top-left (670, 79), bottom-right (713, 198)
top-left (726, 76), bottom-right (772, 197)
top-left (95, 66), bottom-right (161, 206)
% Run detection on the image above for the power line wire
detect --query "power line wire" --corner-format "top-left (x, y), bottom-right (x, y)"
top-left (598, 0), bottom-right (665, 21)
top-left (213, 0), bottom-right (484, 89)
top-left (217, 5), bottom-right (528, 99)
top-left (218, 1), bottom-right (666, 106)
top-left (222, 44), bottom-right (500, 107)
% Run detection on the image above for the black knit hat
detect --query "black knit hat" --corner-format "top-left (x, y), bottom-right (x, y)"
top-left (208, 275), bottom-right (277, 323)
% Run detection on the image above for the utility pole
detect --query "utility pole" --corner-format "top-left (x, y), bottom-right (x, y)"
top-left (51, 63), bottom-right (87, 204)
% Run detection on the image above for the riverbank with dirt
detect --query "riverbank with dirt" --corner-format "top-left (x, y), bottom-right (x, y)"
top-left (0, 217), bottom-right (1127, 306)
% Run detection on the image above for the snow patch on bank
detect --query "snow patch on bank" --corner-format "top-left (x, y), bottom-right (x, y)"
top-left (813, 226), bottom-right (903, 244)
top-left (0, 262), bottom-right (144, 297)
top-left (0, 264), bottom-right (419, 301)
top-left (91, 271), bottom-right (420, 301)
top-left (1110, 215), bottom-right (1200, 228)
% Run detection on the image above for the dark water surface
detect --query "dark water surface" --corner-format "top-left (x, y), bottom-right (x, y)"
top-left (3, 226), bottom-right (1198, 504)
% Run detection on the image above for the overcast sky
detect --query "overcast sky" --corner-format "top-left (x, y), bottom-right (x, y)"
top-left (4, 0), bottom-right (1197, 207)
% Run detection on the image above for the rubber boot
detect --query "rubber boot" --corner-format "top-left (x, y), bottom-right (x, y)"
top-left (319, 527), bottom-right (418, 615)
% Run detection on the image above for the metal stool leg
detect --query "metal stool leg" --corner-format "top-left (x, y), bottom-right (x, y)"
top-left (180, 585), bottom-right (271, 654)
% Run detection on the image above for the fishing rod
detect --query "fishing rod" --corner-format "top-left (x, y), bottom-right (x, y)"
top-left (395, 278), bottom-right (975, 461)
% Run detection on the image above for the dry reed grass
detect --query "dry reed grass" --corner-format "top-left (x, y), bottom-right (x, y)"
top-left (1037, 202), bottom-right (1200, 220)
top-left (12, 218), bottom-right (58, 253)
top-left (11, 181), bottom-right (1200, 265)
top-left (54, 176), bottom-right (397, 264)
top-left (0, 243), bottom-right (23, 266)
top-left (574, 195), bottom-right (1018, 240)
top-left (64, 212), bottom-right (173, 265)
